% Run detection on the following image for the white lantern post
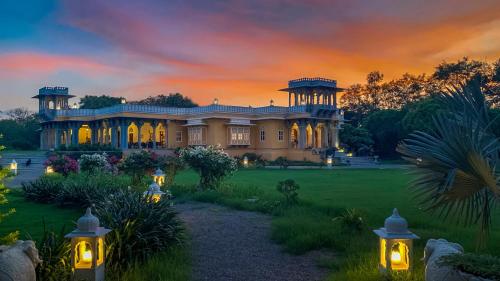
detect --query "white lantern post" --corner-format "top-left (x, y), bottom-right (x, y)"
top-left (152, 168), bottom-right (166, 186)
top-left (10, 160), bottom-right (17, 175)
top-left (374, 208), bottom-right (419, 274)
top-left (326, 155), bottom-right (333, 169)
top-left (144, 182), bottom-right (166, 203)
top-left (243, 156), bottom-right (249, 168)
top-left (65, 208), bottom-right (111, 281)
top-left (45, 165), bottom-right (54, 174)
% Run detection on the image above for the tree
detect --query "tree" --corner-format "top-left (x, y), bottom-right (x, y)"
top-left (180, 146), bottom-right (237, 189)
top-left (379, 73), bottom-right (429, 109)
top-left (0, 109), bottom-right (40, 150)
top-left (339, 124), bottom-right (373, 155)
top-left (118, 150), bottom-right (158, 186)
top-left (136, 93), bottom-right (198, 108)
top-left (79, 95), bottom-right (123, 109)
top-left (401, 96), bottom-right (442, 134)
top-left (0, 134), bottom-right (19, 244)
top-left (4, 108), bottom-right (33, 123)
top-left (397, 80), bottom-right (500, 248)
top-left (363, 110), bottom-right (405, 158)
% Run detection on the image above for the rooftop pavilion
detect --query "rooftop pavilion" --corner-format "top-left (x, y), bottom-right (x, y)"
top-left (279, 77), bottom-right (343, 109)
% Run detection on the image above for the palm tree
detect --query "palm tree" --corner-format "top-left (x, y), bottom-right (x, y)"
top-left (397, 80), bottom-right (500, 249)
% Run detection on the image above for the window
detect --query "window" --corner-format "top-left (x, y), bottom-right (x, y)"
top-left (188, 127), bottom-right (205, 145)
top-left (259, 128), bottom-right (265, 142)
top-left (278, 129), bottom-right (284, 141)
top-left (176, 131), bottom-right (183, 142)
top-left (228, 127), bottom-right (250, 145)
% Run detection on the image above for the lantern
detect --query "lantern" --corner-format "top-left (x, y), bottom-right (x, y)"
top-left (337, 148), bottom-right (345, 153)
top-left (143, 182), bottom-right (165, 203)
top-left (10, 160), bottom-right (17, 175)
top-left (121, 98), bottom-right (126, 104)
top-left (243, 156), bottom-right (249, 168)
top-left (373, 208), bottom-right (419, 273)
top-left (152, 168), bottom-right (165, 186)
top-left (270, 99), bottom-right (274, 106)
top-left (346, 152), bottom-right (353, 157)
top-left (326, 155), bottom-right (333, 169)
top-left (45, 166), bottom-right (54, 174)
top-left (213, 98), bottom-right (219, 105)
top-left (65, 208), bottom-right (111, 281)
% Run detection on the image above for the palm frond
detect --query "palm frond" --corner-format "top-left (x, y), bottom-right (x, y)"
top-left (397, 81), bottom-right (500, 249)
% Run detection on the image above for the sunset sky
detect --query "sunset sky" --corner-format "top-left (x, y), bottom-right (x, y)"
top-left (1, 0), bottom-right (499, 111)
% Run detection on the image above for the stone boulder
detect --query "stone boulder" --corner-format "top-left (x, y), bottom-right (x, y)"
top-left (0, 240), bottom-right (41, 281)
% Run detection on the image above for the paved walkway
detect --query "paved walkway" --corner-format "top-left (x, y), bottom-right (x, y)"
top-left (0, 152), bottom-right (46, 188)
top-left (175, 202), bottom-right (329, 281)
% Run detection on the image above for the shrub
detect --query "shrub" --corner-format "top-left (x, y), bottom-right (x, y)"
top-left (119, 151), bottom-right (158, 185)
top-left (33, 225), bottom-right (71, 281)
top-left (44, 155), bottom-right (78, 176)
top-left (332, 208), bottom-right (365, 234)
top-left (23, 173), bottom-right (130, 207)
top-left (94, 189), bottom-right (184, 273)
top-left (157, 155), bottom-right (185, 187)
top-left (79, 153), bottom-right (112, 174)
top-left (439, 253), bottom-right (500, 280)
top-left (22, 174), bottom-right (65, 203)
top-left (276, 179), bottom-right (300, 205)
top-left (180, 146), bottom-right (237, 189)
top-left (274, 156), bottom-right (289, 169)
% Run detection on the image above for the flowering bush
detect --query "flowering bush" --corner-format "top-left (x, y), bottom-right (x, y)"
top-left (118, 150), bottom-right (158, 185)
top-left (44, 155), bottom-right (78, 176)
top-left (180, 145), bottom-right (237, 189)
top-left (79, 153), bottom-right (112, 174)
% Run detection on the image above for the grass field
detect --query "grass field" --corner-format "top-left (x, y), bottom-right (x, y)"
top-left (0, 189), bottom-right (80, 240)
top-left (173, 168), bottom-right (500, 280)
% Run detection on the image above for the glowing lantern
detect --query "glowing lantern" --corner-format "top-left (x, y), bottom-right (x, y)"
top-left (144, 182), bottom-right (165, 203)
top-left (152, 168), bottom-right (166, 186)
top-left (373, 208), bottom-right (419, 273)
top-left (337, 148), bottom-right (345, 153)
top-left (213, 98), bottom-right (219, 105)
top-left (270, 99), bottom-right (275, 106)
top-left (10, 160), bottom-right (17, 175)
top-left (243, 156), bottom-right (249, 168)
top-left (346, 152), bottom-right (353, 157)
top-left (326, 155), bottom-right (333, 169)
top-left (65, 208), bottom-right (111, 281)
top-left (45, 166), bottom-right (54, 174)
top-left (121, 98), bottom-right (127, 104)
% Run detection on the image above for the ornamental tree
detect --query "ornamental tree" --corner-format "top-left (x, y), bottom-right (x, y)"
top-left (118, 150), bottom-right (157, 185)
top-left (79, 153), bottom-right (112, 174)
top-left (44, 155), bottom-right (78, 176)
top-left (0, 134), bottom-right (19, 244)
top-left (180, 146), bottom-right (237, 189)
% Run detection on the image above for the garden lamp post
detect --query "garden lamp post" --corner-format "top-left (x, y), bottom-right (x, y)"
top-left (152, 168), bottom-right (165, 186)
top-left (10, 160), bottom-right (17, 175)
top-left (45, 165), bottom-right (54, 174)
top-left (144, 182), bottom-right (165, 203)
top-left (374, 208), bottom-right (419, 274)
top-left (326, 155), bottom-right (333, 169)
top-left (243, 156), bottom-right (249, 168)
top-left (65, 208), bottom-right (111, 281)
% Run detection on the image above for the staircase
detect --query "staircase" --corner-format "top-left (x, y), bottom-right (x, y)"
top-left (342, 156), bottom-right (378, 167)
top-left (0, 151), bottom-right (47, 188)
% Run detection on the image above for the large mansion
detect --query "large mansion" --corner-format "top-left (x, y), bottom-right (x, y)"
top-left (36, 78), bottom-right (344, 162)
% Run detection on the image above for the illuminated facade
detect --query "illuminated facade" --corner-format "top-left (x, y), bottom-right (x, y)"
top-left (35, 78), bottom-right (344, 162)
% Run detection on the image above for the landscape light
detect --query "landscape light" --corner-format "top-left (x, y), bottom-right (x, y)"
top-left (10, 160), bottom-right (17, 175)
top-left (65, 208), bottom-right (111, 281)
top-left (373, 208), bottom-right (419, 274)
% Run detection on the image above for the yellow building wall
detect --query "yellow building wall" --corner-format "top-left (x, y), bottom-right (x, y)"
top-left (167, 121), bottom-right (187, 149)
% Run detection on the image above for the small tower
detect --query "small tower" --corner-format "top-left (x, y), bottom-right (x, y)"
top-left (32, 86), bottom-right (75, 116)
top-left (279, 78), bottom-right (344, 111)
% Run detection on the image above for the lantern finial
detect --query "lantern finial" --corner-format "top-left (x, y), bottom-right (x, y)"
top-left (77, 207), bottom-right (100, 232)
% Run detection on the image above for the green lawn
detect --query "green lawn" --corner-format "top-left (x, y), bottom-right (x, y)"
top-left (173, 168), bottom-right (500, 280)
top-left (0, 190), bottom-right (81, 240)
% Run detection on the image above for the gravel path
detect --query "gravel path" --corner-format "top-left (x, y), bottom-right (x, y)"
top-left (175, 202), bottom-right (329, 281)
